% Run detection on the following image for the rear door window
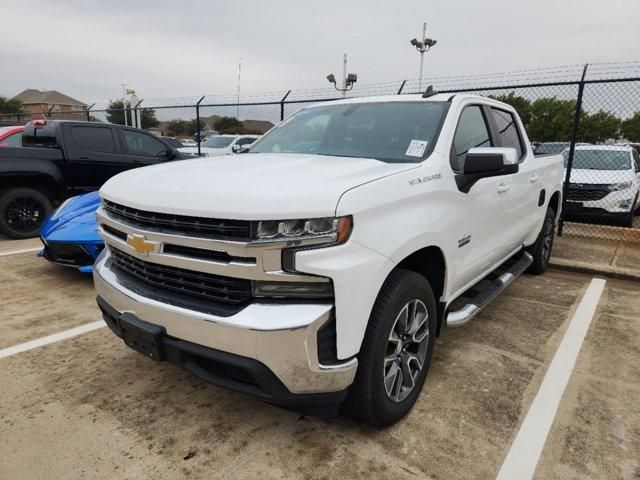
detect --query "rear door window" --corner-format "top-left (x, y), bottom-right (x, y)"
top-left (71, 126), bottom-right (117, 153)
top-left (490, 108), bottom-right (524, 160)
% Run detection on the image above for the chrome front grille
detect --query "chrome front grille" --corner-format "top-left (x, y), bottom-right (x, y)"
top-left (103, 200), bottom-right (251, 239)
top-left (110, 247), bottom-right (252, 305)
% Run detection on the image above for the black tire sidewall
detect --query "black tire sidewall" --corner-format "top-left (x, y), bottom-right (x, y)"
top-left (358, 270), bottom-right (437, 425)
top-left (0, 188), bottom-right (53, 239)
top-left (527, 208), bottom-right (555, 274)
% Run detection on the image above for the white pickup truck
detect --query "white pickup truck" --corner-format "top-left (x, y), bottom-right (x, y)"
top-left (93, 93), bottom-right (564, 426)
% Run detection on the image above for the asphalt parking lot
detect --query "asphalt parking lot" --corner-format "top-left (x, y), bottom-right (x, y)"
top-left (1, 237), bottom-right (639, 479)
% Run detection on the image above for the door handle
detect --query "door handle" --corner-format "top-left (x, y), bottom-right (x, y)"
top-left (530, 174), bottom-right (540, 183)
top-left (497, 183), bottom-right (510, 193)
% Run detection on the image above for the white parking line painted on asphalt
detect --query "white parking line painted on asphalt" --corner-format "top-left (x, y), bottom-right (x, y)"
top-left (0, 321), bottom-right (106, 360)
top-left (496, 277), bottom-right (606, 480)
top-left (0, 247), bottom-right (42, 257)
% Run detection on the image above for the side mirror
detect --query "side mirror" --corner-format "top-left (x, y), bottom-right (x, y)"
top-left (232, 144), bottom-right (250, 154)
top-left (158, 147), bottom-right (177, 160)
top-left (463, 147), bottom-right (518, 175)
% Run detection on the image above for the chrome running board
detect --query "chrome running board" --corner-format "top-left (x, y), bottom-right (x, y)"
top-left (446, 252), bottom-right (533, 327)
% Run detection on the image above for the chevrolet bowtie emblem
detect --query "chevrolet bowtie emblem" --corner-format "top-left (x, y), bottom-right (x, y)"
top-left (126, 233), bottom-right (158, 255)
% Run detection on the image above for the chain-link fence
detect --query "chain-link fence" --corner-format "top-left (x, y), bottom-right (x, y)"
top-left (2, 63), bottom-right (639, 241)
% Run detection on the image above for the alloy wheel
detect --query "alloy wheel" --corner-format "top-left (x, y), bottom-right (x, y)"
top-left (4, 196), bottom-right (46, 234)
top-left (383, 299), bottom-right (430, 402)
top-left (541, 216), bottom-right (554, 264)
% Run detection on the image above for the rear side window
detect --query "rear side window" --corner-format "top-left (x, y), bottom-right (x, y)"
top-left (490, 108), bottom-right (524, 160)
top-left (451, 106), bottom-right (491, 172)
top-left (71, 126), bottom-right (116, 153)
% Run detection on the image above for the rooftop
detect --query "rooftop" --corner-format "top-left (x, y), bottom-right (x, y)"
top-left (12, 89), bottom-right (86, 107)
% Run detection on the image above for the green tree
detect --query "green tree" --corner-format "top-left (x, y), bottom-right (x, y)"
top-left (489, 92), bottom-right (532, 125)
top-left (621, 112), bottom-right (640, 142)
top-left (527, 97), bottom-right (576, 142)
top-left (578, 110), bottom-right (620, 143)
top-left (140, 108), bottom-right (160, 129)
top-left (213, 116), bottom-right (243, 134)
top-left (165, 119), bottom-right (189, 136)
top-left (106, 99), bottom-right (131, 125)
top-left (106, 100), bottom-right (158, 129)
top-left (0, 96), bottom-right (23, 114)
top-left (187, 119), bottom-right (204, 135)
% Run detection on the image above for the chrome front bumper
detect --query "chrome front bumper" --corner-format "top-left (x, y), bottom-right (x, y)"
top-left (93, 251), bottom-right (358, 395)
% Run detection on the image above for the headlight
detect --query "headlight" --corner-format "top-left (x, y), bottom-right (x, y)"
top-left (253, 216), bottom-right (352, 243)
top-left (251, 280), bottom-right (333, 299)
top-left (608, 182), bottom-right (632, 192)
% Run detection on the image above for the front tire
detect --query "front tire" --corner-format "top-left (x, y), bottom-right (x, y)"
top-left (0, 188), bottom-right (53, 239)
top-left (345, 269), bottom-right (437, 426)
top-left (527, 207), bottom-right (555, 275)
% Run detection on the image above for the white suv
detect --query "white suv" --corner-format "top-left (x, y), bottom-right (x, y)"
top-left (564, 145), bottom-right (640, 227)
top-left (178, 134), bottom-right (259, 157)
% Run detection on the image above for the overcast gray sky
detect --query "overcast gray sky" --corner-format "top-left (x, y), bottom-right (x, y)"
top-left (1, 0), bottom-right (639, 105)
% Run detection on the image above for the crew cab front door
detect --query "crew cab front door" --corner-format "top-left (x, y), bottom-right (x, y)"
top-left (448, 104), bottom-right (519, 294)
top-left (117, 128), bottom-right (173, 168)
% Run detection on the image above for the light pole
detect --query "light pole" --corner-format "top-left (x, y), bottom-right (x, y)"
top-left (121, 83), bottom-right (128, 126)
top-left (327, 53), bottom-right (357, 97)
top-left (410, 22), bottom-right (437, 92)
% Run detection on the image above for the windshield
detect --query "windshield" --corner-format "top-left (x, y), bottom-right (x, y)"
top-left (535, 143), bottom-right (569, 155)
top-left (563, 149), bottom-right (632, 170)
top-left (202, 136), bottom-right (235, 148)
top-left (250, 101), bottom-right (448, 163)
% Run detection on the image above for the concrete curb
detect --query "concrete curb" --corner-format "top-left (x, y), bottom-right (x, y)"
top-left (550, 258), bottom-right (640, 282)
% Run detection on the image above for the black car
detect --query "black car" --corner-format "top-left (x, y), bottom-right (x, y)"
top-left (160, 136), bottom-right (185, 149)
top-left (0, 120), bottom-right (193, 238)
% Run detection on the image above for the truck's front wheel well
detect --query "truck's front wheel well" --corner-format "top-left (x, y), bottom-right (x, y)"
top-left (396, 246), bottom-right (446, 335)
top-left (0, 175), bottom-right (61, 202)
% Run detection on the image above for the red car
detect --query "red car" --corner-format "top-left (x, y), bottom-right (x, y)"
top-left (0, 125), bottom-right (24, 147)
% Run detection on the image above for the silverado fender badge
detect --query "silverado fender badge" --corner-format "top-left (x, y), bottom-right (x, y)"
top-left (408, 173), bottom-right (442, 186)
top-left (458, 234), bottom-right (471, 248)
top-left (127, 233), bottom-right (159, 255)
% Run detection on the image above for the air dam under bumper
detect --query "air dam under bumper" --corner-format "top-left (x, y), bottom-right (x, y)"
top-left (93, 254), bottom-right (358, 415)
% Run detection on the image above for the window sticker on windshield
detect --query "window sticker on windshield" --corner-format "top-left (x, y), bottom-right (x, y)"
top-left (405, 139), bottom-right (428, 157)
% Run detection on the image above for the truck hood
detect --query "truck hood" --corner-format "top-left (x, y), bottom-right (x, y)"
top-left (100, 152), bottom-right (416, 219)
top-left (567, 168), bottom-right (635, 184)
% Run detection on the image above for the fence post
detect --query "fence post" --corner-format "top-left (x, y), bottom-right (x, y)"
top-left (397, 80), bottom-right (407, 94)
top-left (558, 63), bottom-right (588, 236)
top-left (196, 96), bottom-right (205, 156)
top-left (280, 90), bottom-right (291, 121)
top-left (133, 99), bottom-right (144, 129)
top-left (86, 103), bottom-right (95, 122)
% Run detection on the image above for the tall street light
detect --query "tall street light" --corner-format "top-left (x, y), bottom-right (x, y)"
top-left (410, 22), bottom-right (437, 92)
top-left (327, 53), bottom-right (358, 98)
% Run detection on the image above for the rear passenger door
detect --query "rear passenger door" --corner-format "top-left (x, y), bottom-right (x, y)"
top-left (488, 107), bottom-right (540, 250)
top-left (62, 124), bottom-right (127, 193)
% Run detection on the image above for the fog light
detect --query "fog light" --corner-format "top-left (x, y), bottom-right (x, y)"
top-left (619, 199), bottom-right (633, 209)
top-left (252, 280), bottom-right (334, 298)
